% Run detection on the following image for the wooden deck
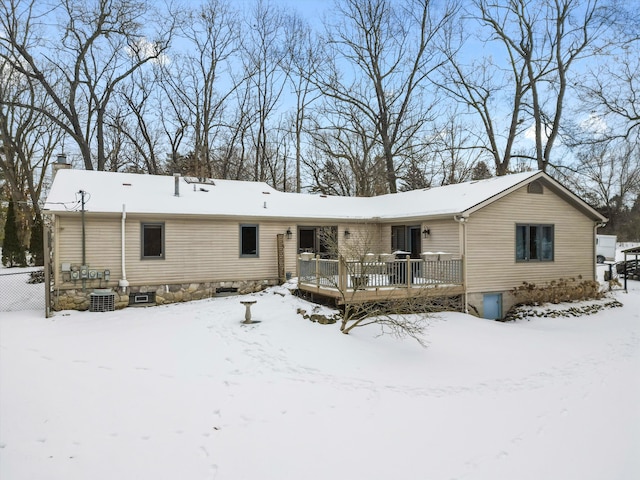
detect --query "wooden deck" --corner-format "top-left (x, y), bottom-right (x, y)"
top-left (297, 256), bottom-right (464, 305)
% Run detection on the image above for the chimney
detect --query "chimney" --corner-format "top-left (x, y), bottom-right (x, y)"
top-left (174, 173), bottom-right (180, 196)
top-left (52, 153), bottom-right (71, 178)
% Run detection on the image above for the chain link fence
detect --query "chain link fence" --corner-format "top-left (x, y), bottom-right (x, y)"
top-left (0, 269), bottom-right (45, 312)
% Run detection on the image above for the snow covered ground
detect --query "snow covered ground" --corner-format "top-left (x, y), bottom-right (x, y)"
top-left (1, 269), bottom-right (639, 479)
top-left (0, 268), bottom-right (45, 312)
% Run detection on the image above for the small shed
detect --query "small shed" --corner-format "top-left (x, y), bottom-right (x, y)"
top-left (621, 245), bottom-right (640, 292)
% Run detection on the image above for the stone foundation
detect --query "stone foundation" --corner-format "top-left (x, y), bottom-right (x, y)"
top-left (51, 279), bottom-right (278, 312)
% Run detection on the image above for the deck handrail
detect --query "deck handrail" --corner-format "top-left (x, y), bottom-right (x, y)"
top-left (298, 256), bottom-right (463, 291)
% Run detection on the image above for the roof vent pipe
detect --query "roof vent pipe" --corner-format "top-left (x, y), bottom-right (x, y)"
top-left (174, 173), bottom-right (180, 196)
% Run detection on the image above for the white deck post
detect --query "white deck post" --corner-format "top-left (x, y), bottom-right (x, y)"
top-left (406, 255), bottom-right (412, 288)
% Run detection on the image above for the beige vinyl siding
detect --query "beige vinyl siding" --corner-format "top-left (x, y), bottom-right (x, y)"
top-left (421, 220), bottom-right (460, 256)
top-left (55, 215), bottom-right (123, 284)
top-left (465, 185), bottom-right (595, 293)
top-left (379, 224), bottom-right (392, 253)
top-left (338, 223), bottom-right (383, 256)
top-left (54, 214), bottom-right (299, 287)
top-left (125, 216), bottom-right (296, 284)
top-left (378, 221), bottom-right (460, 256)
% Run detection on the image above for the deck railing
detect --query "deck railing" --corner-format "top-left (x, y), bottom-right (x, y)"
top-left (298, 256), bottom-right (463, 292)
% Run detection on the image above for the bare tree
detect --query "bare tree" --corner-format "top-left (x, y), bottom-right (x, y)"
top-left (581, 43), bottom-right (640, 143)
top-left (314, 0), bottom-right (459, 193)
top-left (564, 140), bottom-right (640, 233)
top-left (303, 151), bottom-right (356, 197)
top-left (439, 47), bottom-right (527, 175)
top-left (524, 0), bottom-right (611, 172)
top-left (0, 55), bottom-right (60, 245)
top-left (110, 66), bottom-right (165, 174)
top-left (213, 82), bottom-right (255, 180)
top-left (307, 100), bottom-right (386, 197)
top-left (311, 228), bottom-right (441, 346)
top-left (441, 0), bottom-right (613, 174)
top-left (161, 0), bottom-right (240, 179)
top-left (425, 113), bottom-right (485, 185)
top-left (0, 0), bottom-right (175, 171)
top-left (158, 74), bottom-right (190, 175)
top-left (241, 0), bottom-right (288, 183)
top-left (282, 13), bottom-right (321, 192)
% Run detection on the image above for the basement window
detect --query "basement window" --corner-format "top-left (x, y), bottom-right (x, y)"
top-left (141, 223), bottom-right (165, 259)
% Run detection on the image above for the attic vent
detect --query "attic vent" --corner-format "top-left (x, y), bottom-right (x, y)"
top-left (527, 180), bottom-right (543, 194)
top-left (184, 176), bottom-right (216, 186)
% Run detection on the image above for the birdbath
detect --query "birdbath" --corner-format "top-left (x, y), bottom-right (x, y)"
top-left (240, 300), bottom-right (258, 324)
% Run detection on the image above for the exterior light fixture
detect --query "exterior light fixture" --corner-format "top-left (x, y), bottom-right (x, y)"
top-left (344, 229), bottom-right (351, 238)
top-left (422, 228), bottom-right (430, 238)
top-left (286, 228), bottom-right (292, 240)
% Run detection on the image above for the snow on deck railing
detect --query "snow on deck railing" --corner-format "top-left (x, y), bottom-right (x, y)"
top-left (298, 256), bottom-right (462, 291)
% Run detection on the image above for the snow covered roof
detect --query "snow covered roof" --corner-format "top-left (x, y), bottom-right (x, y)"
top-left (44, 169), bottom-right (601, 221)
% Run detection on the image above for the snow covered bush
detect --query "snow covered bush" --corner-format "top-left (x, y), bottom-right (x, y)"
top-left (510, 277), bottom-right (604, 306)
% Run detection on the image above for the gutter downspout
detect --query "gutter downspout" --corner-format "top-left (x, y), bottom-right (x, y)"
top-left (119, 204), bottom-right (129, 291)
top-left (454, 214), bottom-right (469, 314)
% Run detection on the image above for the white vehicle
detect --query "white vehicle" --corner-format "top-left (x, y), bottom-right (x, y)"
top-left (596, 234), bottom-right (617, 263)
